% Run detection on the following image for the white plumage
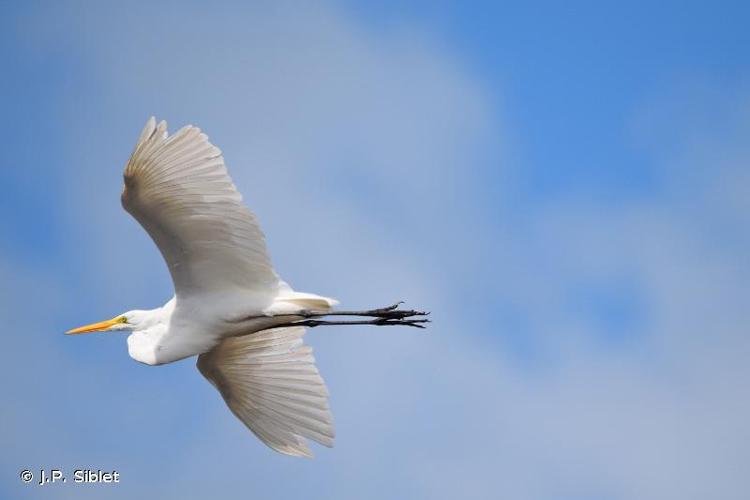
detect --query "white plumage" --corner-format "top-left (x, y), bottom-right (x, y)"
top-left (88, 117), bottom-right (335, 456)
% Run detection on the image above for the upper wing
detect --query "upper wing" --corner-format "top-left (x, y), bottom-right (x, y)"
top-left (197, 327), bottom-right (335, 458)
top-left (122, 117), bottom-right (279, 299)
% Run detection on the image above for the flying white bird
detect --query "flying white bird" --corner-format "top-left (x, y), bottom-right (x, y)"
top-left (66, 117), bottom-right (427, 458)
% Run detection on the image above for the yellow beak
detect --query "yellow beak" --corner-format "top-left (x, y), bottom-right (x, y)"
top-left (65, 316), bottom-right (123, 335)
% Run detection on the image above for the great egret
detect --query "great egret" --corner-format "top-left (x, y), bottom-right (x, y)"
top-left (66, 117), bottom-right (427, 458)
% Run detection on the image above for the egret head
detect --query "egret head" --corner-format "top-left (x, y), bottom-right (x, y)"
top-left (65, 310), bottom-right (150, 334)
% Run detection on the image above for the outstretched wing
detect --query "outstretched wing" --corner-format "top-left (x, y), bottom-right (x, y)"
top-left (122, 117), bottom-right (279, 299)
top-left (197, 327), bottom-right (335, 458)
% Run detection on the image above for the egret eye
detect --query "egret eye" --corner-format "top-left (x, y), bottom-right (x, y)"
top-left (117, 316), bottom-right (128, 324)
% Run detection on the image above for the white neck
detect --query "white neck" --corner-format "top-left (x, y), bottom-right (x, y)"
top-left (126, 299), bottom-right (175, 365)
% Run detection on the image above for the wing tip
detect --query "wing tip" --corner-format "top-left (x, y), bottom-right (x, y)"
top-left (137, 116), bottom-right (157, 145)
top-left (277, 444), bottom-right (315, 459)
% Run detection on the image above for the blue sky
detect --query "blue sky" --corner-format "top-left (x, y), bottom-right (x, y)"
top-left (2, 1), bottom-right (749, 499)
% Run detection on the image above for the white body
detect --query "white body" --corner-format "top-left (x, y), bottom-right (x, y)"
top-left (125, 288), bottom-right (336, 365)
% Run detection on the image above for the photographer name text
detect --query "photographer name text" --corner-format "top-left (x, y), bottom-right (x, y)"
top-left (20, 468), bottom-right (120, 485)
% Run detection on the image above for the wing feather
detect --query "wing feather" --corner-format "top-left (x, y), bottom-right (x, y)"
top-left (122, 117), bottom-right (279, 299)
top-left (197, 327), bottom-right (335, 458)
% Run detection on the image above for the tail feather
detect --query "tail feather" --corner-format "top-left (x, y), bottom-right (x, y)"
top-left (273, 280), bottom-right (339, 313)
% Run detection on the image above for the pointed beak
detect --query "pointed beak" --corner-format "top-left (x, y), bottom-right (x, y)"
top-left (65, 316), bottom-right (122, 335)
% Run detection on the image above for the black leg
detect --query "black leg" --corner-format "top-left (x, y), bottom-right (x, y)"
top-left (299, 302), bottom-right (429, 321)
top-left (233, 302), bottom-right (430, 329)
top-left (294, 317), bottom-right (430, 329)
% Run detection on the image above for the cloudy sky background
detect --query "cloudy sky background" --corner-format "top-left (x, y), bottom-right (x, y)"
top-left (2, 1), bottom-right (749, 498)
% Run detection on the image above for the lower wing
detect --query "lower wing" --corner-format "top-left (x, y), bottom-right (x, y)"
top-left (197, 327), bottom-right (334, 457)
